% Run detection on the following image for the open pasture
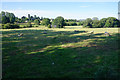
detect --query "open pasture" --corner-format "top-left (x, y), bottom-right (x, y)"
top-left (2, 26), bottom-right (119, 78)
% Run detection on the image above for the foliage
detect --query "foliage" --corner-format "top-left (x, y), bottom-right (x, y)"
top-left (48, 24), bottom-right (51, 28)
top-left (26, 22), bottom-right (33, 27)
top-left (2, 23), bottom-right (20, 29)
top-left (1, 11), bottom-right (120, 28)
top-left (41, 18), bottom-right (51, 27)
top-left (83, 18), bottom-right (93, 28)
top-left (65, 22), bottom-right (77, 26)
top-left (104, 17), bottom-right (120, 28)
top-left (34, 19), bottom-right (40, 25)
top-left (92, 17), bottom-right (99, 20)
top-left (99, 18), bottom-right (107, 28)
top-left (52, 16), bottom-right (65, 28)
top-left (0, 11), bottom-right (15, 24)
top-left (83, 17), bottom-right (120, 28)
top-left (92, 20), bottom-right (101, 28)
top-left (78, 20), bottom-right (84, 26)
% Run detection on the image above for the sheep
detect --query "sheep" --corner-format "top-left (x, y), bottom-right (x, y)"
top-left (89, 31), bottom-right (94, 37)
top-left (90, 31), bottom-right (94, 34)
top-left (104, 32), bottom-right (111, 36)
top-left (18, 33), bottom-right (23, 37)
top-left (43, 31), bottom-right (47, 34)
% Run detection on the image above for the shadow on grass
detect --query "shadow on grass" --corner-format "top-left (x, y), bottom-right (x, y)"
top-left (2, 29), bottom-right (119, 79)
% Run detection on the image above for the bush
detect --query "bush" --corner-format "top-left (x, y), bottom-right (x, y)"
top-left (35, 26), bottom-right (38, 27)
top-left (48, 24), bottom-right (51, 28)
top-left (78, 21), bottom-right (84, 26)
top-left (65, 22), bottom-right (77, 26)
top-left (2, 23), bottom-right (20, 29)
top-left (26, 22), bottom-right (32, 27)
top-left (34, 19), bottom-right (40, 25)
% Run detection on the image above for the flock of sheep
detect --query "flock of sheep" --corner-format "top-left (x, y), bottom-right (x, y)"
top-left (17, 30), bottom-right (111, 37)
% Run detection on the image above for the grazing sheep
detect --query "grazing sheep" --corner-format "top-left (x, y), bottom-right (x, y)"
top-left (43, 31), bottom-right (47, 34)
top-left (18, 33), bottom-right (23, 37)
top-left (89, 31), bottom-right (94, 37)
top-left (90, 31), bottom-right (94, 34)
top-left (104, 32), bottom-right (111, 36)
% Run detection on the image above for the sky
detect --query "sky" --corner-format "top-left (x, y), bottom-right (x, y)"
top-left (1, 2), bottom-right (118, 20)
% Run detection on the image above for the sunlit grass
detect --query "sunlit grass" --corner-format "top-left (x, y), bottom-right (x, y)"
top-left (2, 26), bottom-right (119, 78)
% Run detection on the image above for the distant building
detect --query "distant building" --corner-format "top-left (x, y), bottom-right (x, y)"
top-left (118, 1), bottom-right (120, 20)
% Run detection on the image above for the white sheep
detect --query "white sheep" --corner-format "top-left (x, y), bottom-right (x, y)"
top-left (90, 31), bottom-right (94, 35)
top-left (104, 32), bottom-right (111, 36)
top-left (18, 33), bottom-right (23, 37)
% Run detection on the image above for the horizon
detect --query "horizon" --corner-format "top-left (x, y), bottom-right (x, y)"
top-left (1, 2), bottom-right (118, 20)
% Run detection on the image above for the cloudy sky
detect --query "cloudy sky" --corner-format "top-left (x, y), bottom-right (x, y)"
top-left (1, 0), bottom-right (119, 19)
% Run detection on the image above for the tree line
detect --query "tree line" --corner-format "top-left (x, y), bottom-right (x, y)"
top-left (0, 11), bottom-right (120, 29)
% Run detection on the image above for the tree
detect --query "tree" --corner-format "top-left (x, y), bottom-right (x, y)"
top-left (28, 14), bottom-right (30, 21)
top-left (41, 18), bottom-right (51, 27)
top-left (30, 16), bottom-right (34, 22)
top-left (104, 17), bottom-right (120, 27)
top-left (83, 18), bottom-right (93, 28)
top-left (1, 15), bottom-right (9, 24)
top-left (99, 18), bottom-right (107, 27)
top-left (52, 16), bottom-right (65, 28)
top-left (41, 17), bottom-right (44, 20)
top-left (8, 13), bottom-right (15, 23)
top-left (21, 16), bottom-right (27, 23)
top-left (65, 19), bottom-right (68, 22)
top-left (34, 19), bottom-right (40, 25)
top-left (92, 17), bottom-right (99, 20)
top-left (0, 11), bottom-right (15, 24)
top-left (34, 15), bottom-right (37, 19)
top-left (92, 20), bottom-right (100, 28)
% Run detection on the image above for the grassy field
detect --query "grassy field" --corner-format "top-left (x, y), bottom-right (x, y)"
top-left (2, 26), bottom-right (120, 79)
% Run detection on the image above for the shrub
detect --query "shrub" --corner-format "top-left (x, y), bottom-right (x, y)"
top-left (65, 22), bottom-right (77, 26)
top-left (78, 21), bottom-right (84, 26)
top-left (35, 26), bottom-right (38, 27)
top-left (34, 19), bottom-right (40, 25)
top-left (2, 23), bottom-right (20, 29)
top-left (26, 22), bottom-right (32, 27)
top-left (48, 24), bottom-right (51, 28)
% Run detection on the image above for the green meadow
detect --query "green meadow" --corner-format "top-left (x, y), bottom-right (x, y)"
top-left (2, 26), bottom-right (119, 78)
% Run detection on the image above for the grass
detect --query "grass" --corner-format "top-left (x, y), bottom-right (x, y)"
top-left (2, 26), bottom-right (120, 79)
